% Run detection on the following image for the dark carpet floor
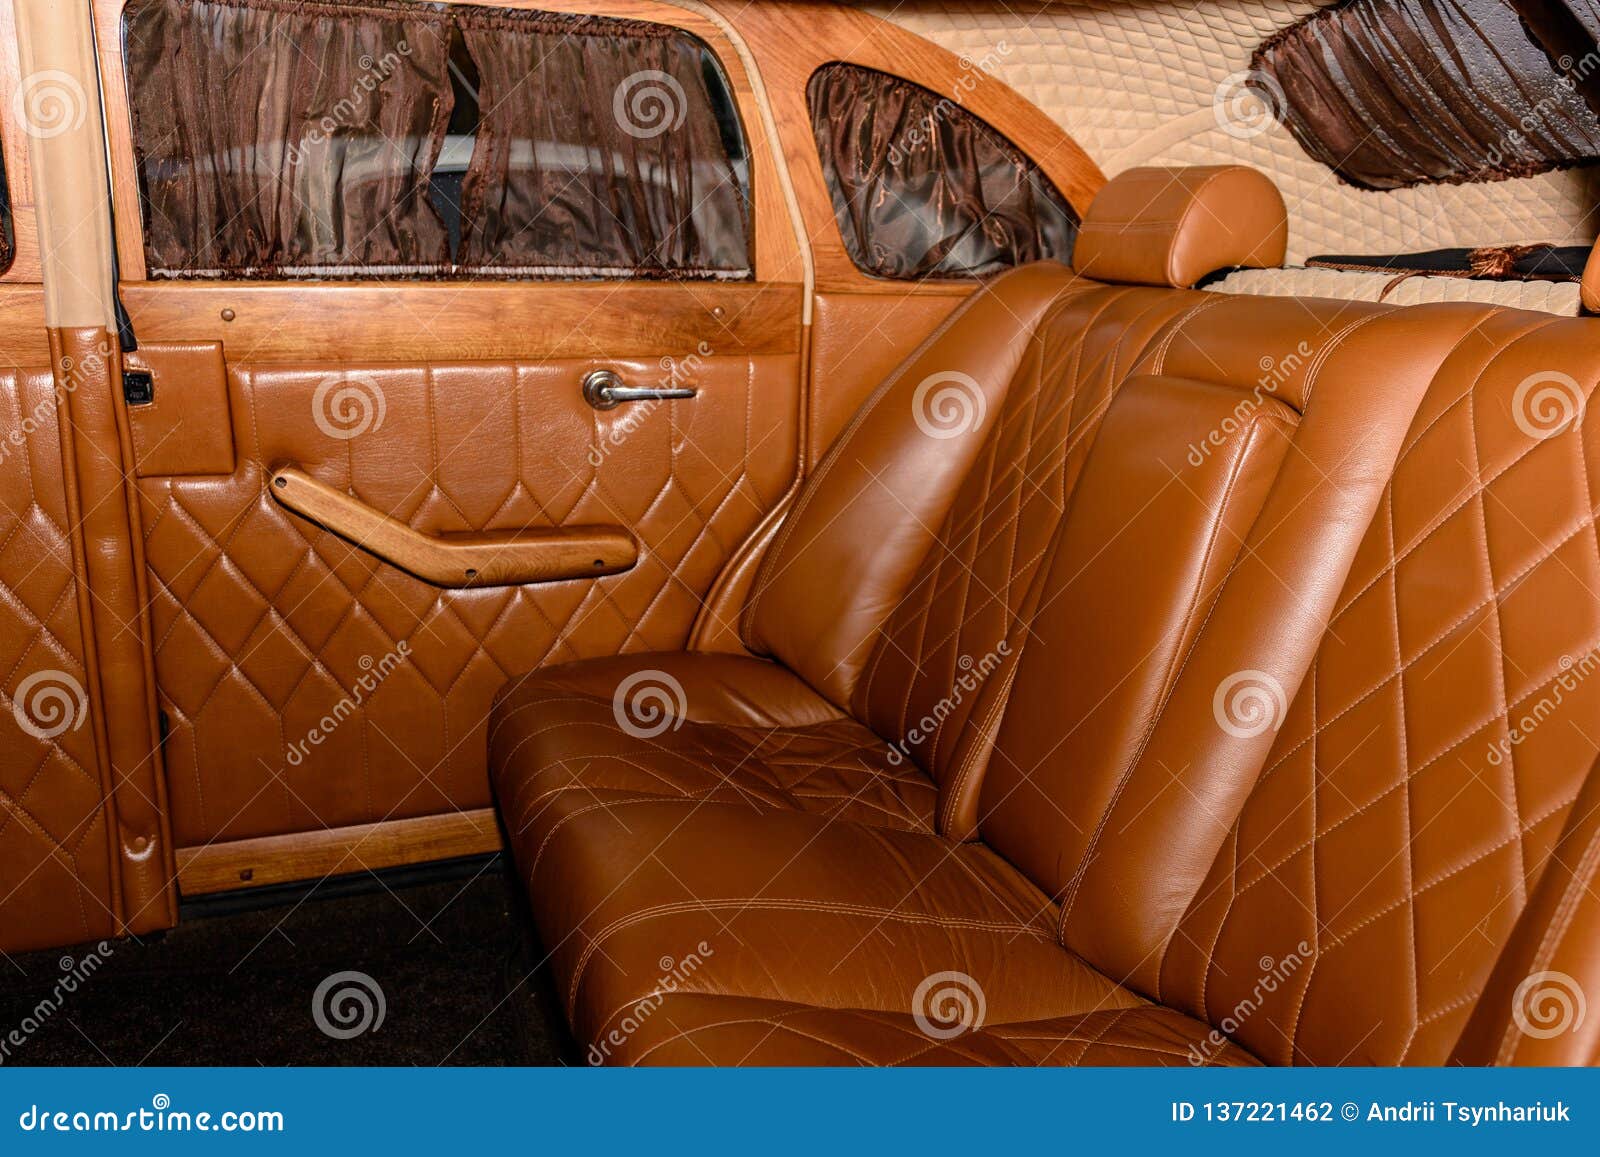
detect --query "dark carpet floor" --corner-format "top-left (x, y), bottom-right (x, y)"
top-left (0, 857), bottom-right (571, 1066)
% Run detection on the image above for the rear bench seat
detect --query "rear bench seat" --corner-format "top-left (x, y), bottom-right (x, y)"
top-left (489, 166), bottom-right (1600, 1066)
top-left (492, 166), bottom-right (1290, 845)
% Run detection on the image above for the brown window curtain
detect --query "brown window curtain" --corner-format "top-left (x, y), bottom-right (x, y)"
top-left (123, 0), bottom-right (454, 278)
top-left (1512, 1), bottom-right (1600, 120)
top-left (1253, 0), bottom-right (1600, 191)
top-left (807, 62), bottom-right (1077, 281)
top-left (454, 9), bottom-right (751, 279)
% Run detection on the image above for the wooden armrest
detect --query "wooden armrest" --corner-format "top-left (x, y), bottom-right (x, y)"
top-left (268, 466), bottom-right (637, 588)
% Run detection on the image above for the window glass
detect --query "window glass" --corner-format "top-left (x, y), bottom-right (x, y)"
top-left (808, 62), bottom-right (1076, 280)
top-left (0, 136), bottom-right (13, 275)
top-left (121, 0), bottom-right (752, 280)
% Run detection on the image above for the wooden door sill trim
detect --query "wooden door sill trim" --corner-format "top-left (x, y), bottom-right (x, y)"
top-left (175, 809), bottom-right (504, 896)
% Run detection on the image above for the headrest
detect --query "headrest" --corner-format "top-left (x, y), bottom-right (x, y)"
top-left (1582, 242), bottom-right (1600, 313)
top-left (1072, 165), bottom-right (1289, 288)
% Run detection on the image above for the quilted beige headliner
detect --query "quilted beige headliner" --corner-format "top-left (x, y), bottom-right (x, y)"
top-left (866, 0), bottom-right (1600, 262)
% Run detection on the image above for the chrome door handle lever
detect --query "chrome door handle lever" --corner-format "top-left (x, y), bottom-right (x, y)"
top-left (582, 369), bottom-right (698, 411)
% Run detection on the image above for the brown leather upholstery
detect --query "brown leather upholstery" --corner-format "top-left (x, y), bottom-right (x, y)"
top-left (1160, 305), bottom-right (1600, 1065)
top-left (842, 288), bottom-right (1247, 839)
top-left (806, 292), bottom-right (966, 468)
top-left (493, 267), bottom-right (1210, 848)
top-left (1581, 240), bottom-right (1600, 313)
top-left (742, 262), bottom-right (1084, 709)
top-left (1072, 165), bottom-right (1288, 288)
top-left (0, 365), bottom-right (121, 951)
top-left (596, 997), bottom-right (1260, 1066)
top-left (1452, 752), bottom-right (1600, 1066)
top-left (123, 342), bottom-right (233, 477)
top-left (55, 330), bottom-right (175, 937)
top-left (496, 293), bottom-right (1460, 1061)
top-left (493, 652), bottom-right (940, 836)
top-left (489, 165), bottom-right (1600, 1067)
top-left (141, 354), bottom-right (798, 844)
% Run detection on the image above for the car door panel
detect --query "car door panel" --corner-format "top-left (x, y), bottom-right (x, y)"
top-left (87, 0), bottom-right (808, 873)
top-left (135, 342), bottom-right (799, 846)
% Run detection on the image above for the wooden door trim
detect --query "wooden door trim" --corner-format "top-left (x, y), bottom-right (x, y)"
top-left (120, 280), bottom-right (804, 361)
top-left (175, 809), bottom-right (504, 895)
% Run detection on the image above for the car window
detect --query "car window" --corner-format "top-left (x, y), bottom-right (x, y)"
top-left (121, 0), bottom-right (752, 281)
top-left (808, 61), bottom-right (1076, 280)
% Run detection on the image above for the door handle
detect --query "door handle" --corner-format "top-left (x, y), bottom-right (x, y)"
top-left (269, 467), bottom-right (636, 588)
top-left (582, 368), bottom-right (697, 410)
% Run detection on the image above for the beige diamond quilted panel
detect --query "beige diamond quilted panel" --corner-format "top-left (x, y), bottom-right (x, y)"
top-left (867, 0), bottom-right (1600, 262)
top-left (141, 356), bottom-right (798, 846)
top-left (1208, 267), bottom-right (1585, 314)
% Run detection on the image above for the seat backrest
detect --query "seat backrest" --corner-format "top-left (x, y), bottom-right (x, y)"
top-left (972, 289), bottom-right (1480, 929)
top-left (844, 283), bottom-right (1216, 836)
top-left (744, 166), bottom-right (1290, 838)
top-left (1144, 303), bottom-right (1600, 1065)
top-left (741, 260), bottom-right (1087, 708)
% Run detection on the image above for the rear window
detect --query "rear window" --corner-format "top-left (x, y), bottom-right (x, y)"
top-left (120, 0), bottom-right (752, 281)
top-left (808, 61), bottom-right (1076, 280)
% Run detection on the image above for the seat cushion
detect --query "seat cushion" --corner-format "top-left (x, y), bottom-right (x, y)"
top-left (490, 653), bottom-right (940, 870)
top-left (592, 994), bottom-right (1261, 1067)
top-left (520, 798), bottom-right (1143, 1050)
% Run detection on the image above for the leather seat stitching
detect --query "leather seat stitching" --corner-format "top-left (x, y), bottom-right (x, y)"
top-left (567, 898), bottom-right (1055, 1016)
top-left (1495, 807), bottom-right (1600, 1063)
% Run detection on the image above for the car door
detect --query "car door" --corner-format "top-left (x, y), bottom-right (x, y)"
top-left (94, 0), bottom-right (808, 891)
top-left (5, 0), bottom-right (1103, 946)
